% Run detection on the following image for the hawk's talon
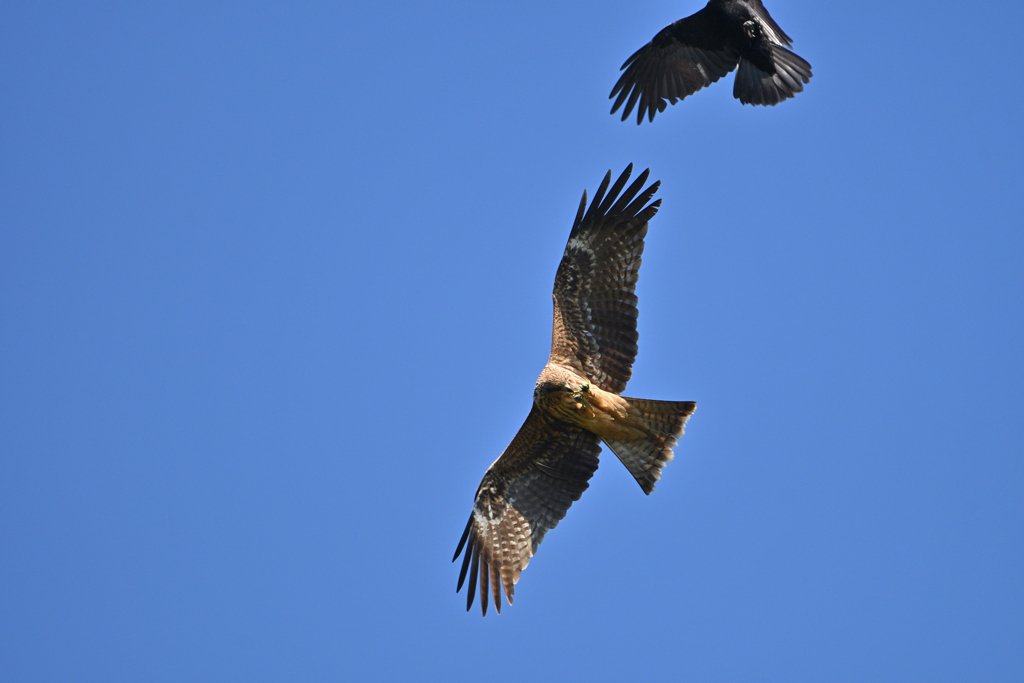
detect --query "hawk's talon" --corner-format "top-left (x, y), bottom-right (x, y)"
top-left (571, 385), bottom-right (593, 410)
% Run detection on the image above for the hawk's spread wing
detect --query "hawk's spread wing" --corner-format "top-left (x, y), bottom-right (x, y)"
top-left (453, 405), bottom-right (602, 615)
top-left (548, 165), bottom-right (661, 394)
top-left (610, 6), bottom-right (739, 124)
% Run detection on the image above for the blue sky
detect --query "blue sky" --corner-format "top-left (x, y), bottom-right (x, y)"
top-left (2, 1), bottom-right (1022, 680)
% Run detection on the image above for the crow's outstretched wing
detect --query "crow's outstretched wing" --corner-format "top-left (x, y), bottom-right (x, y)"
top-left (610, 7), bottom-right (739, 124)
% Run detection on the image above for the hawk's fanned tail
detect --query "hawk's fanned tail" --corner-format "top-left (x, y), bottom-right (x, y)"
top-left (602, 398), bottom-right (697, 495)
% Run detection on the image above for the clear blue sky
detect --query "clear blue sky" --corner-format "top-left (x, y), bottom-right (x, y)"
top-left (2, 1), bottom-right (1022, 680)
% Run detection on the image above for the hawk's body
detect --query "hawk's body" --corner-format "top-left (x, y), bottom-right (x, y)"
top-left (454, 166), bottom-right (697, 615)
top-left (610, 0), bottom-right (813, 123)
top-left (535, 365), bottom-right (651, 441)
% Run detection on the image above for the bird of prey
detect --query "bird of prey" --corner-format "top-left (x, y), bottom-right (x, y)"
top-left (610, 0), bottom-right (813, 123)
top-left (453, 165), bottom-right (697, 615)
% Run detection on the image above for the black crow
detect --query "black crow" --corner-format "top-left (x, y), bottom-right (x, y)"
top-left (610, 0), bottom-right (812, 123)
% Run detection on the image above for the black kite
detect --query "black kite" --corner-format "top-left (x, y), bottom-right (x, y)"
top-left (453, 165), bottom-right (697, 615)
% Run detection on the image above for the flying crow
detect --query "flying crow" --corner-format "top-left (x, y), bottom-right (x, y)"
top-left (610, 0), bottom-right (813, 123)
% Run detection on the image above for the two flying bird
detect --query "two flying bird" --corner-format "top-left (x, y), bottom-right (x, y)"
top-left (454, 0), bottom-right (813, 615)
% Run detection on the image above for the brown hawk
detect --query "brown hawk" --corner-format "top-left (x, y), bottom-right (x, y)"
top-left (453, 165), bottom-right (697, 615)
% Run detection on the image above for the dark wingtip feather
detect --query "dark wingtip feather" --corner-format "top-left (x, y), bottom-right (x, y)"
top-left (623, 85), bottom-right (642, 123)
top-left (570, 190), bottom-right (588, 235)
top-left (620, 44), bottom-right (645, 71)
top-left (622, 181), bottom-right (660, 219)
top-left (598, 164), bottom-right (633, 215)
top-left (609, 70), bottom-right (628, 101)
top-left (610, 76), bottom-right (634, 113)
top-left (453, 516), bottom-right (472, 563)
top-left (609, 168), bottom-right (654, 218)
top-left (583, 170), bottom-right (613, 224)
top-left (456, 529), bottom-right (473, 592)
top-left (466, 542), bottom-right (479, 612)
top-left (633, 199), bottom-right (662, 227)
